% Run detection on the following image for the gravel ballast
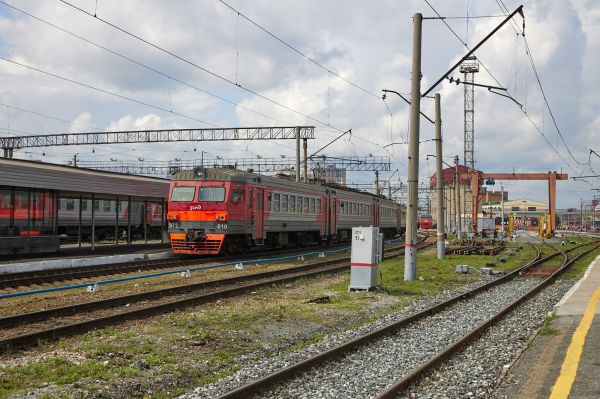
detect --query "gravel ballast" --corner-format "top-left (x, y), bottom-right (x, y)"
top-left (179, 277), bottom-right (547, 399)
top-left (403, 280), bottom-right (574, 399)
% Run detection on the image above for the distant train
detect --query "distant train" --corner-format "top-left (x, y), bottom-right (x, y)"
top-left (167, 167), bottom-right (406, 255)
top-left (0, 190), bottom-right (162, 239)
top-left (56, 198), bottom-right (164, 239)
top-left (417, 214), bottom-right (433, 229)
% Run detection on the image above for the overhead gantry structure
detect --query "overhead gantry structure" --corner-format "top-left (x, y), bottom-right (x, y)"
top-left (0, 126), bottom-right (315, 157)
top-left (76, 156), bottom-right (391, 176)
top-left (0, 126), bottom-right (316, 182)
top-left (466, 171), bottom-right (568, 234)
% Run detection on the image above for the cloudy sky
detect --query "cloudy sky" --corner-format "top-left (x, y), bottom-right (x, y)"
top-left (0, 0), bottom-right (598, 208)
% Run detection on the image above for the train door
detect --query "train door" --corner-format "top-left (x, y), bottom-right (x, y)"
top-left (329, 190), bottom-right (337, 238)
top-left (252, 187), bottom-right (265, 244)
top-left (374, 200), bottom-right (380, 227)
top-left (320, 195), bottom-right (327, 238)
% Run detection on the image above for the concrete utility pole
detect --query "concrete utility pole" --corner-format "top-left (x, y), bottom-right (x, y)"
top-left (303, 139), bottom-right (308, 182)
top-left (375, 171), bottom-right (380, 196)
top-left (454, 155), bottom-right (461, 238)
top-left (501, 183), bottom-right (505, 236)
top-left (434, 93), bottom-right (444, 259)
top-left (295, 126), bottom-right (301, 182)
top-left (404, 13), bottom-right (423, 281)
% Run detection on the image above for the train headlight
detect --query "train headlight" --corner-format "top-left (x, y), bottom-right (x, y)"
top-left (215, 214), bottom-right (220, 220)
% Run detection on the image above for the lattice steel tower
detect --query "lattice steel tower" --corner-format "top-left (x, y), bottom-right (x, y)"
top-left (460, 56), bottom-right (479, 171)
top-left (459, 56), bottom-right (479, 233)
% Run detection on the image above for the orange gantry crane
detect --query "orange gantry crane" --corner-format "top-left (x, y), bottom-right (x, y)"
top-left (466, 171), bottom-right (569, 235)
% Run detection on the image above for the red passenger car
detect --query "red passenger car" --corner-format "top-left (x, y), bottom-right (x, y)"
top-left (167, 167), bottom-right (405, 255)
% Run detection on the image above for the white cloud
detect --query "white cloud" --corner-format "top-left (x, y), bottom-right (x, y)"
top-left (0, 0), bottom-right (597, 205)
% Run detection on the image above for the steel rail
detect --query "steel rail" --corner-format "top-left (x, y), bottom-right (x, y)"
top-left (214, 242), bottom-right (549, 399)
top-left (375, 242), bottom-right (599, 399)
top-left (0, 243), bottom-right (353, 290)
top-left (0, 241), bottom-right (431, 352)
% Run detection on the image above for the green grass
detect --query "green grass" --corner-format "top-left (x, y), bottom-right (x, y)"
top-left (369, 242), bottom-right (537, 298)
top-left (540, 312), bottom-right (559, 336)
top-left (0, 357), bottom-right (141, 397)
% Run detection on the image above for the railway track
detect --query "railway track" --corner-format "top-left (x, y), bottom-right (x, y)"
top-left (0, 242), bottom-right (359, 290)
top-left (0, 239), bottom-right (431, 352)
top-left (208, 241), bottom-right (598, 399)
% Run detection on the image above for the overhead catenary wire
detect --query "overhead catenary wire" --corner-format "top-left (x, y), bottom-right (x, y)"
top-left (0, 57), bottom-right (221, 127)
top-left (57, 0), bottom-right (349, 135)
top-left (0, 1), bottom-right (291, 126)
top-left (422, 0), bottom-right (595, 186)
top-left (0, 103), bottom-right (99, 132)
top-left (215, 0), bottom-right (382, 100)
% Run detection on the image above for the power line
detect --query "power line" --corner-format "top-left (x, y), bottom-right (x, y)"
top-left (1, 103), bottom-right (99, 131)
top-left (491, 0), bottom-right (587, 167)
top-left (422, 0), bottom-right (594, 185)
top-left (58, 0), bottom-right (349, 134)
top-left (215, 0), bottom-right (381, 100)
top-left (0, 1), bottom-right (290, 126)
top-left (1, 57), bottom-right (221, 127)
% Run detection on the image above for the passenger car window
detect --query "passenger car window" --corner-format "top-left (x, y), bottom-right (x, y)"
top-left (281, 195), bottom-right (288, 212)
top-left (289, 196), bottom-right (296, 213)
top-left (273, 194), bottom-right (280, 212)
top-left (171, 186), bottom-right (196, 202)
top-left (198, 187), bottom-right (225, 202)
top-left (231, 189), bottom-right (244, 205)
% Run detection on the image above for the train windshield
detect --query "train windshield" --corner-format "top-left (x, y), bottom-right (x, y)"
top-left (198, 187), bottom-right (225, 202)
top-left (171, 187), bottom-right (196, 202)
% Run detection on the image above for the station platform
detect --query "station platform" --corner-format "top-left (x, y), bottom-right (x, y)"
top-left (493, 255), bottom-right (600, 399)
top-left (0, 242), bottom-right (172, 274)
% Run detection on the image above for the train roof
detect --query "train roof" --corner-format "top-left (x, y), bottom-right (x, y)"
top-left (0, 158), bottom-right (169, 200)
top-left (172, 167), bottom-right (404, 208)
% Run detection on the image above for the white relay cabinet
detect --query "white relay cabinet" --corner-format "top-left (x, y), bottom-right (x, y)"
top-left (349, 226), bottom-right (383, 291)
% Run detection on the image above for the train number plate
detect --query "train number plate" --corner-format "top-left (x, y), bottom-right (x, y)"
top-left (168, 221), bottom-right (181, 230)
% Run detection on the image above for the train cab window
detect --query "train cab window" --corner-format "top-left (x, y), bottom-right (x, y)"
top-left (198, 187), bottom-right (225, 202)
top-left (281, 195), bottom-right (288, 212)
top-left (316, 199), bottom-right (321, 213)
top-left (309, 198), bottom-right (315, 213)
top-left (66, 199), bottom-right (75, 211)
top-left (296, 196), bottom-right (302, 213)
top-left (273, 194), bottom-right (280, 212)
top-left (289, 196), bottom-right (296, 213)
top-left (171, 186), bottom-right (196, 202)
top-left (231, 189), bottom-right (244, 205)
top-left (303, 197), bottom-right (309, 213)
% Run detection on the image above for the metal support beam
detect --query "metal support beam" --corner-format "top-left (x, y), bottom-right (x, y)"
top-left (434, 93), bottom-right (444, 259)
top-left (404, 12), bottom-right (422, 281)
top-left (127, 196), bottom-right (132, 245)
top-left (144, 201), bottom-right (148, 244)
top-left (303, 138), bottom-right (308, 182)
top-left (91, 193), bottom-right (95, 251)
top-left (548, 172), bottom-right (557, 231)
top-left (115, 198), bottom-right (119, 245)
top-left (455, 156), bottom-right (461, 238)
top-left (1, 126), bottom-right (315, 155)
top-left (76, 156), bottom-right (392, 175)
top-left (296, 127), bottom-right (301, 182)
top-left (78, 194), bottom-right (82, 248)
top-left (160, 199), bottom-right (165, 244)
